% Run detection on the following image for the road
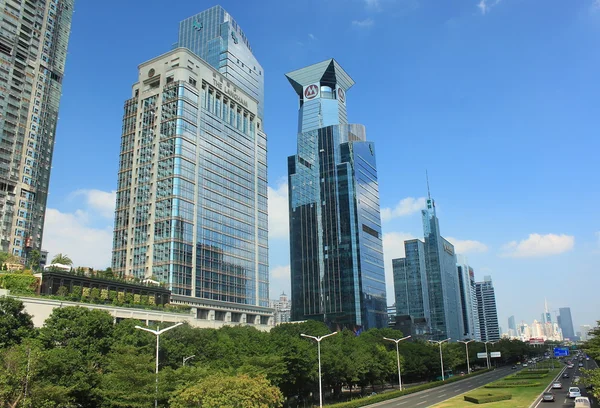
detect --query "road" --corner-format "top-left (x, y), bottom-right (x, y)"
top-left (366, 366), bottom-right (514, 408)
top-left (530, 356), bottom-right (598, 408)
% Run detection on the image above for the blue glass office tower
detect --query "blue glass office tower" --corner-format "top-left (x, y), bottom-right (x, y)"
top-left (286, 59), bottom-right (387, 330)
top-left (393, 239), bottom-right (430, 322)
top-left (177, 6), bottom-right (264, 119)
top-left (422, 197), bottom-right (463, 340)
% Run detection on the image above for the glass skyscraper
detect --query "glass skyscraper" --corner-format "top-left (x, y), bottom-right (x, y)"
top-left (0, 0), bottom-right (74, 261)
top-left (558, 307), bottom-right (575, 340)
top-left (393, 239), bottom-right (430, 322)
top-left (112, 7), bottom-right (270, 322)
top-left (176, 6), bottom-right (264, 119)
top-left (475, 276), bottom-right (500, 341)
top-left (457, 257), bottom-right (480, 340)
top-left (287, 59), bottom-right (387, 330)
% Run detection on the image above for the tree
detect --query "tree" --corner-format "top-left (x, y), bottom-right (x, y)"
top-left (0, 341), bottom-right (43, 408)
top-left (169, 374), bottom-right (283, 408)
top-left (0, 296), bottom-right (34, 349)
top-left (27, 250), bottom-right (41, 272)
top-left (50, 253), bottom-right (72, 266)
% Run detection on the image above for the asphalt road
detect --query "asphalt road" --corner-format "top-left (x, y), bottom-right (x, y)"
top-left (531, 356), bottom-right (598, 408)
top-left (366, 366), bottom-right (514, 408)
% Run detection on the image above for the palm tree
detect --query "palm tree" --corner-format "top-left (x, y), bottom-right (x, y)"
top-left (51, 253), bottom-right (73, 266)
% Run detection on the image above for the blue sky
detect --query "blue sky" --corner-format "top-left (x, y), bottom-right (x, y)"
top-left (45, 0), bottom-right (600, 332)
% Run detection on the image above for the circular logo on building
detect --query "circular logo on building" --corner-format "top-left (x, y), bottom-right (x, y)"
top-left (304, 84), bottom-right (319, 100)
top-left (148, 68), bottom-right (155, 78)
top-left (337, 87), bottom-right (345, 103)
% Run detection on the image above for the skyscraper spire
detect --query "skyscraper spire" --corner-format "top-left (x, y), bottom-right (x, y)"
top-left (426, 170), bottom-right (431, 200)
top-left (544, 298), bottom-right (549, 314)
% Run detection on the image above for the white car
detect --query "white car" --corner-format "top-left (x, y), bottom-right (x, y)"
top-left (568, 387), bottom-right (581, 398)
top-left (523, 363), bottom-right (528, 367)
top-left (552, 382), bottom-right (562, 389)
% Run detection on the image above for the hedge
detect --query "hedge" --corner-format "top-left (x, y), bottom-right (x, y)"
top-left (485, 380), bottom-right (540, 388)
top-left (522, 369), bottom-right (549, 374)
top-left (327, 369), bottom-right (492, 408)
top-left (464, 392), bottom-right (512, 404)
top-left (0, 273), bottom-right (39, 294)
top-left (512, 374), bottom-right (548, 379)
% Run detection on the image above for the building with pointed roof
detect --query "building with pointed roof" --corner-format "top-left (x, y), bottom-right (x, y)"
top-left (287, 59), bottom-right (387, 330)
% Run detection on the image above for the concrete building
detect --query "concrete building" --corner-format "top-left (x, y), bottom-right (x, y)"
top-left (270, 292), bottom-right (291, 325)
top-left (475, 276), bottom-right (500, 341)
top-left (581, 325), bottom-right (592, 342)
top-left (287, 59), bottom-right (387, 330)
top-left (0, 0), bottom-right (74, 261)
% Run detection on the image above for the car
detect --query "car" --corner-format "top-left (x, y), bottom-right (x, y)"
top-left (563, 373), bottom-right (570, 378)
top-left (512, 365), bottom-right (517, 369)
top-left (569, 387), bottom-right (582, 398)
top-left (568, 364), bottom-right (575, 369)
top-left (579, 362), bottom-right (584, 367)
top-left (552, 382), bottom-right (562, 389)
top-left (523, 363), bottom-right (528, 367)
top-left (542, 391), bottom-right (555, 402)
top-left (574, 396), bottom-right (591, 408)
top-left (586, 357), bottom-right (590, 361)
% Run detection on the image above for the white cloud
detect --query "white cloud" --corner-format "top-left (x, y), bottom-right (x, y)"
top-left (72, 189), bottom-right (116, 219)
top-left (364, 0), bottom-right (381, 10)
top-left (593, 0), bottom-right (600, 12)
top-left (383, 231), bottom-right (415, 301)
top-left (478, 0), bottom-right (501, 15)
top-left (446, 237), bottom-right (489, 254)
top-left (43, 207), bottom-right (113, 269)
top-left (268, 182), bottom-right (289, 240)
top-left (352, 18), bottom-right (374, 28)
top-left (381, 197), bottom-right (426, 222)
top-left (269, 264), bottom-right (291, 298)
top-left (308, 33), bottom-right (316, 40)
top-left (500, 233), bottom-right (575, 258)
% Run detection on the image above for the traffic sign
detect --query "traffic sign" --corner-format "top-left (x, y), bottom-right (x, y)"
top-left (490, 351), bottom-right (501, 358)
top-left (554, 347), bottom-right (569, 357)
top-left (477, 352), bottom-right (487, 359)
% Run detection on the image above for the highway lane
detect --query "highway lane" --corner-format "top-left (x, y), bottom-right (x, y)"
top-left (366, 366), bottom-right (514, 408)
top-left (531, 355), bottom-right (598, 408)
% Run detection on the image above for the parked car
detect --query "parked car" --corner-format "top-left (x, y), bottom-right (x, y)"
top-left (569, 387), bottom-right (582, 398)
top-left (542, 392), bottom-right (555, 402)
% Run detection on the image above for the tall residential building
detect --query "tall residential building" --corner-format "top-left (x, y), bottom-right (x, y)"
top-left (475, 276), bottom-right (500, 341)
top-left (0, 0), bottom-right (74, 260)
top-left (558, 307), bottom-right (575, 340)
top-left (176, 6), bottom-right (264, 119)
top-left (287, 59), bottom-right (387, 330)
top-left (422, 196), bottom-right (463, 341)
top-left (111, 45), bottom-right (270, 320)
top-left (270, 292), bottom-right (291, 325)
top-left (457, 257), bottom-right (479, 340)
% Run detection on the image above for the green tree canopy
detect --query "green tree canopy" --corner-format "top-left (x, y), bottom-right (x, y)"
top-left (169, 374), bottom-right (283, 408)
top-left (0, 296), bottom-right (34, 349)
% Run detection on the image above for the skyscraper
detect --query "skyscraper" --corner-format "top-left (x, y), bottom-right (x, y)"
top-left (112, 7), bottom-right (269, 318)
top-left (0, 0), bottom-right (74, 261)
top-left (558, 307), bottom-right (575, 340)
top-left (422, 196), bottom-right (463, 341)
top-left (508, 315), bottom-right (516, 332)
top-left (475, 276), bottom-right (500, 341)
top-left (457, 257), bottom-right (479, 340)
top-left (287, 59), bottom-right (387, 330)
top-left (176, 6), bottom-right (264, 119)
top-left (393, 239), bottom-right (430, 322)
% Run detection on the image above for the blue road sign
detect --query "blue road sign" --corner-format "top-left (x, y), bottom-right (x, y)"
top-left (554, 347), bottom-right (569, 357)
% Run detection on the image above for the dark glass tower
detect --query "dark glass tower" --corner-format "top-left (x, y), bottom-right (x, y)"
top-left (286, 59), bottom-right (387, 330)
top-left (558, 307), bottom-right (575, 340)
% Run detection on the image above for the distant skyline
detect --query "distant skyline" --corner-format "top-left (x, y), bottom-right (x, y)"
top-left (42, 0), bottom-right (600, 330)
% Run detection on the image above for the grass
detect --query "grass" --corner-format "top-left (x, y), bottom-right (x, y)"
top-left (432, 368), bottom-right (562, 408)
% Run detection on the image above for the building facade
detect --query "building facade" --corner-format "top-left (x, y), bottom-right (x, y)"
top-left (111, 46), bottom-right (269, 317)
top-left (0, 0), bottom-right (74, 260)
top-left (176, 6), bottom-right (264, 119)
top-left (457, 257), bottom-right (479, 340)
top-left (287, 59), bottom-right (387, 330)
top-left (422, 197), bottom-right (463, 341)
top-left (270, 292), bottom-right (291, 325)
top-left (558, 307), bottom-right (575, 340)
top-left (393, 239), bottom-right (430, 323)
top-left (475, 276), bottom-right (500, 341)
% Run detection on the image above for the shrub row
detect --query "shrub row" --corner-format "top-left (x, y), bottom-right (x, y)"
top-left (485, 381), bottom-right (540, 388)
top-left (522, 369), bottom-right (549, 374)
top-left (512, 373), bottom-right (548, 379)
top-left (0, 273), bottom-right (39, 294)
top-left (464, 392), bottom-right (512, 404)
top-left (328, 369), bottom-right (492, 408)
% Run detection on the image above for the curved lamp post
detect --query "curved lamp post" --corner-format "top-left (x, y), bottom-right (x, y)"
top-left (383, 335), bottom-right (411, 390)
top-left (300, 332), bottom-right (338, 408)
top-left (428, 338), bottom-right (451, 381)
top-left (458, 339), bottom-right (475, 374)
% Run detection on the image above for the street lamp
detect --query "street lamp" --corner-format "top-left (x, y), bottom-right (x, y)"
top-left (182, 355), bottom-right (195, 366)
top-left (429, 338), bottom-right (451, 381)
top-left (135, 322), bottom-right (184, 408)
top-left (383, 335), bottom-right (411, 390)
top-left (300, 332), bottom-right (338, 408)
top-left (458, 339), bottom-right (475, 374)
top-left (484, 341), bottom-right (498, 370)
